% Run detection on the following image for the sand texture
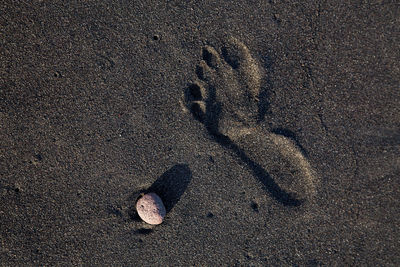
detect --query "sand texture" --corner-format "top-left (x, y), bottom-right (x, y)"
top-left (1, 0), bottom-right (400, 265)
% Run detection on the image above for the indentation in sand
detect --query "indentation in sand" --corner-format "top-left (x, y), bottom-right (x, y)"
top-left (183, 37), bottom-right (318, 206)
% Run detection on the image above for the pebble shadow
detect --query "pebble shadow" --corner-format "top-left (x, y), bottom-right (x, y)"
top-left (128, 164), bottom-right (192, 235)
top-left (146, 164), bottom-right (192, 213)
top-left (129, 164), bottom-right (192, 221)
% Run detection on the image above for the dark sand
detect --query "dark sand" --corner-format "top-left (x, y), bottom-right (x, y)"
top-left (1, 1), bottom-right (399, 265)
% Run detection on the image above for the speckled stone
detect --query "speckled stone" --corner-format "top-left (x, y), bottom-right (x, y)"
top-left (136, 193), bottom-right (166, 225)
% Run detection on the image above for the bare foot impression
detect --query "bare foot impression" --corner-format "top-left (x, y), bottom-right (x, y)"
top-left (184, 37), bottom-right (317, 207)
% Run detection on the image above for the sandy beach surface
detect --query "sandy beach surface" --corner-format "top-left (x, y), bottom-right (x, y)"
top-left (1, 1), bottom-right (399, 265)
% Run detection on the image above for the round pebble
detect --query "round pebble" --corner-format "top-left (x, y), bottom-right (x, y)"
top-left (136, 193), bottom-right (166, 225)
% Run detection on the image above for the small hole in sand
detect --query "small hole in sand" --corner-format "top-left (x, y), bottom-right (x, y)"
top-left (251, 201), bottom-right (259, 213)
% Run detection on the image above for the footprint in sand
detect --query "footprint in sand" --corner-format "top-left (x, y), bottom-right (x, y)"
top-left (184, 37), bottom-right (317, 207)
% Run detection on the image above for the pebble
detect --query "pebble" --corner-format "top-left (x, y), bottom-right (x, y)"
top-left (136, 193), bottom-right (166, 225)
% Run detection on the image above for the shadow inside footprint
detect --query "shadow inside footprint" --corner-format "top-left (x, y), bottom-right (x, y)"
top-left (213, 133), bottom-right (303, 207)
top-left (146, 164), bottom-right (192, 213)
top-left (184, 40), bottom-right (304, 207)
top-left (271, 128), bottom-right (308, 157)
top-left (186, 78), bottom-right (302, 206)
